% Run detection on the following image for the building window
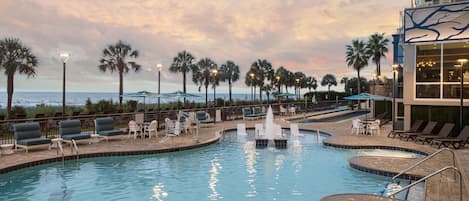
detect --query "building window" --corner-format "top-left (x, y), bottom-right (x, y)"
top-left (416, 42), bottom-right (469, 99)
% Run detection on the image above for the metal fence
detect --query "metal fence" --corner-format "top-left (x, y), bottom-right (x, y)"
top-left (0, 100), bottom-right (347, 144)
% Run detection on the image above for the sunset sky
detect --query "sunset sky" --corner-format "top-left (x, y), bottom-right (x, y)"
top-left (0, 0), bottom-right (410, 94)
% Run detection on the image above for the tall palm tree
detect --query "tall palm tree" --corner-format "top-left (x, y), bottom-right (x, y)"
top-left (293, 72), bottom-right (306, 99)
top-left (261, 84), bottom-right (274, 104)
top-left (251, 59), bottom-right (274, 102)
top-left (366, 33), bottom-right (389, 76)
top-left (219, 60), bottom-right (240, 103)
top-left (321, 74), bottom-right (337, 97)
top-left (305, 76), bottom-right (318, 93)
top-left (193, 58), bottom-right (216, 106)
top-left (0, 38), bottom-right (38, 118)
top-left (340, 77), bottom-right (350, 95)
top-left (275, 66), bottom-right (289, 93)
top-left (346, 39), bottom-right (369, 96)
top-left (169, 50), bottom-right (196, 104)
top-left (98, 40), bottom-right (141, 110)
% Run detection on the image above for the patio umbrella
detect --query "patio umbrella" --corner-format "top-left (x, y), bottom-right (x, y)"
top-left (275, 92), bottom-right (297, 97)
top-left (344, 93), bottom-right (391, 119)
top-left (164, 90), bottom-right (200, 109)
top-left (125, 90), bottom-right (158, 110)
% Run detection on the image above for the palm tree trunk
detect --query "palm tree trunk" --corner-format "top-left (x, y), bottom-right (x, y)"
top-left (205, 85), bottom-right (208, 107)
top-left (285, 85), bottom-right (288, 93)
top-left (119, 71), bottom-right (123, 110)
top-left (183, 71), bottom-right (187, 105)
top-left (229, 79), bottom-right (232, 103)
top-left (377, 61), bottom-right (381, 76)
top-left (6, 73), bottom-right (14, 119)
top-left (357, 69), bottom-right (361, 110)
top-left (259, 85), bottom-right (263, 103)
top-left (328, 86), bottom-right (330, 99)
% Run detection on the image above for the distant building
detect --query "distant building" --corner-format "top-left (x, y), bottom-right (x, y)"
top-left (397, 0), bottom-right (469, 133)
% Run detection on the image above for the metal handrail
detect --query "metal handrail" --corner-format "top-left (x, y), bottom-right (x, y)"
top-left (71, 139), bottom-right (79, 159)
top-left (391, 148), bottom-right (455, 181)
top-left (388, 166), bottom-right (462, 201)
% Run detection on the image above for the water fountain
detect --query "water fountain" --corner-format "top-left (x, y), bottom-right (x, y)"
top-left (255, 106), bottom-right (288, 149)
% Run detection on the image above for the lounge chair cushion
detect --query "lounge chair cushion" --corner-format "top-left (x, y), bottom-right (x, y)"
top-left (95, 117), bottom-right (116, 132)
top-left (62, 133), bottom-right (91, 141)
top-left (199, 119), bottom-right (214, 124)
top-left (17, 137), bottom-right (51, 146)
top-left (243, 108), bottom-right (252, 115)
top-left (59, 120), bottom-right (82, 136)
top-left (196, 111), bottom-right (207, 121)
top-left (13, 122), bottom-right (42, 140)
top-left (98, 130), bottom-right (123, 136)
top-left (246, 114), bottom-right (258, 118)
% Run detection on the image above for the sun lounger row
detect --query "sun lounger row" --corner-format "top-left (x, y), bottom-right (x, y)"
top-left (243, 107), bottom-right (266, 120)
top-left (388, 120), bottom-right (469, 149)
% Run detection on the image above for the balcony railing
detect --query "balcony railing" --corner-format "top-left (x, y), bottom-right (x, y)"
top-left (413, 0), bottom-right (469, 7)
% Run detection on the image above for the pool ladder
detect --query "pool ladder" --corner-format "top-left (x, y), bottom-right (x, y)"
top-left (386, 148), bottom-right (462, 201)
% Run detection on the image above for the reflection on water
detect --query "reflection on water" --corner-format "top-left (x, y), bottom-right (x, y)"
top-left (244, 141), bottom-right (257, 198)
top-left (208, 157), bottom-right (222, 200)
top-left (153, 183), bottom-right (168, 201)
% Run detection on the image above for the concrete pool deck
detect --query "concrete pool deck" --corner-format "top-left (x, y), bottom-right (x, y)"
top-left (0, 110), bottom-right (468, 200)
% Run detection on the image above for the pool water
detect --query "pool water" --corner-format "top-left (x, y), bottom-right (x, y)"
top-left (0, 129), bottom-right (420, 201)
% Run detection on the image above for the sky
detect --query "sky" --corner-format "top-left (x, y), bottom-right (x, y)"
top-left (0, 0), bottom-right (410, 94)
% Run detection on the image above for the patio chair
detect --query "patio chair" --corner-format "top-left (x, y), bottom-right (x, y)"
top-left (195, 111), bottom-right (214, 127)
top-left (351, 119), bottom-right (365, 135)
top-left (367, 120), bottom-right (380, 136)
top-left (143, 120), bottom-right (158, 139)
top-left (399, 121), bottom-right (437, 141)
top-left (162, 118), bottom-right (179, 143)
top-left (13, 122), bottom-right (51, 153)
top-left (237, 123), bottom-right (247, 136)
top-left (94, 117), bottom-right (125, 141)
top-left (431, 126), bottom-right (469, 149)
top-left (414, 123), bottom-right (454, 144)
top-left (58, 120), bottom-right (91, 150)
top-left (128, 120), bottom-right (142, 139)
top-left (388, 120), bottom-right (425, 138)
top-left (242, 107), bottom-right (257, 120)
top-left (280, 105), bottom-right (287, 116)
top-left (253, 107), bottom-right (266, 119)
top-left (289, 106), bottom-right (296, 116)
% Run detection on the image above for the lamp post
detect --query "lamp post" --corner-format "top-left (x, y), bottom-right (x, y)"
top-left (212, 65), bottom-right (218, 124)
top-left (457, 59), bottom-right (467, 131)
top-left (276, 76), bottom-right (281, 103)
top-left (295, 78), bottom-right (300, 100)
top-left (156, 64), bottom-right (163, 128)
top-left (250, 72), bottom-right (255, 102)
top-left (392, 64), bottom-right (400, 133)
top-left (59, 52), bottom-right (70, 117)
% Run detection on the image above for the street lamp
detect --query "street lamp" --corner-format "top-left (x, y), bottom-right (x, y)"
top-left (249, 72), bottom-right (255, 101)
top-left (156, 64), bottom-right (163, 128)
top-left (392, 64), bottom-right (400, 133)
top-left (457, 59), bottom-right (467, 131)
top-left (295, 78), bottom-right (300, 100)
top-left (59, 52), bottom-right (70, 117)
top-left (212, 65), bottom-right (218, 124)
top-left (276, 76), bottom-right (281, 103)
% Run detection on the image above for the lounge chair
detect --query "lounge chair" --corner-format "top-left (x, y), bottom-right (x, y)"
top-left (431, 126), bottom-right (469, 149)
top-left (242, 107), bottom-right (257, 120)
top-left (414, 123), bottom-right (454, 144)
top-left (13, 122), bottom-right (51, 153)
top-left (388, 120), bottom-right (425, 138)
top-left (400, 121), bottom-right (437, 141)
top-left (58, 120), bottom-right (91, 152)
top-left (195, 111), bottom-right (214, 127)
top-left (253, 107), bottom-right (266, 119)
top-left (94, 117), bottom-right (124, 141)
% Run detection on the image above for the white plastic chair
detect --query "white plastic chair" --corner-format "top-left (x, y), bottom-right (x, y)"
top-left (128, 120), bottom-right (141, 139)
top-left (144, 120), bottom-right (158, 139)
top-left (255, 123), bottom-right (264, 136)
top-left (368, 120), bottom-right (380, 136)
top-left (352, 119), bottom-right (364, 135)
top-left (289, 106), bottom-right (296, 116)
top-left (135, 113), bottom-right (145, 125)
top-left (280, 105), bottom-right (287, 116)
top-left (237, 123), bottom-right (247, 136)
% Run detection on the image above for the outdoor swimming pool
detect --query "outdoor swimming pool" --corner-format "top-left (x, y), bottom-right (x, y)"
top-left (0, 129), bottom-right (420, 201)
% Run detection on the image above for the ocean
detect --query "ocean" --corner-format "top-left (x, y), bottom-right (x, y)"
top-left (0, 92), bottom-right (269, 108)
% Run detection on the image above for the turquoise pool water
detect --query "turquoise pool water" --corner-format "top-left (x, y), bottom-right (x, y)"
top-left (0, 130), bottom-right (419, 201)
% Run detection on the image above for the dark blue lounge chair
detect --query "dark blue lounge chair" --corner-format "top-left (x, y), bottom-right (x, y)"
top-left (13, 122), bottom-right (51, 153)
top-left (94, 117), bottom-right (124, 141)
top-left (59, 119), bottom-right (91, 147)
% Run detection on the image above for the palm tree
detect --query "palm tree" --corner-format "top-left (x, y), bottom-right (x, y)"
top-left (293, 72), bottom-right (306, 99)
top-left (251, 59), bottom-right (274, 102)
top-left (346, 39), bottom-right (369, 96)
top-left (193, 58), bottom-right (216, 106)
top-left (305, 76), bottom-right (318, 93)
top-left (275, 66), bottom-right (290, 93)
top-left (170, 50), bottom-right (196, 104)
top-left (340, 77), bottom-right (349, 95)
top-left (98, 40), bottom-right (141, 110)
top-left (366, 33), bottom-right (389, 76)
top-left (321, 74), bottom-right (337, 97)
top-left (261, 84), bottom-right (274, 104)
top-left (219, 60), bottom-right (240, 103)
top-left (0, 38), bottom-right (38, 118)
